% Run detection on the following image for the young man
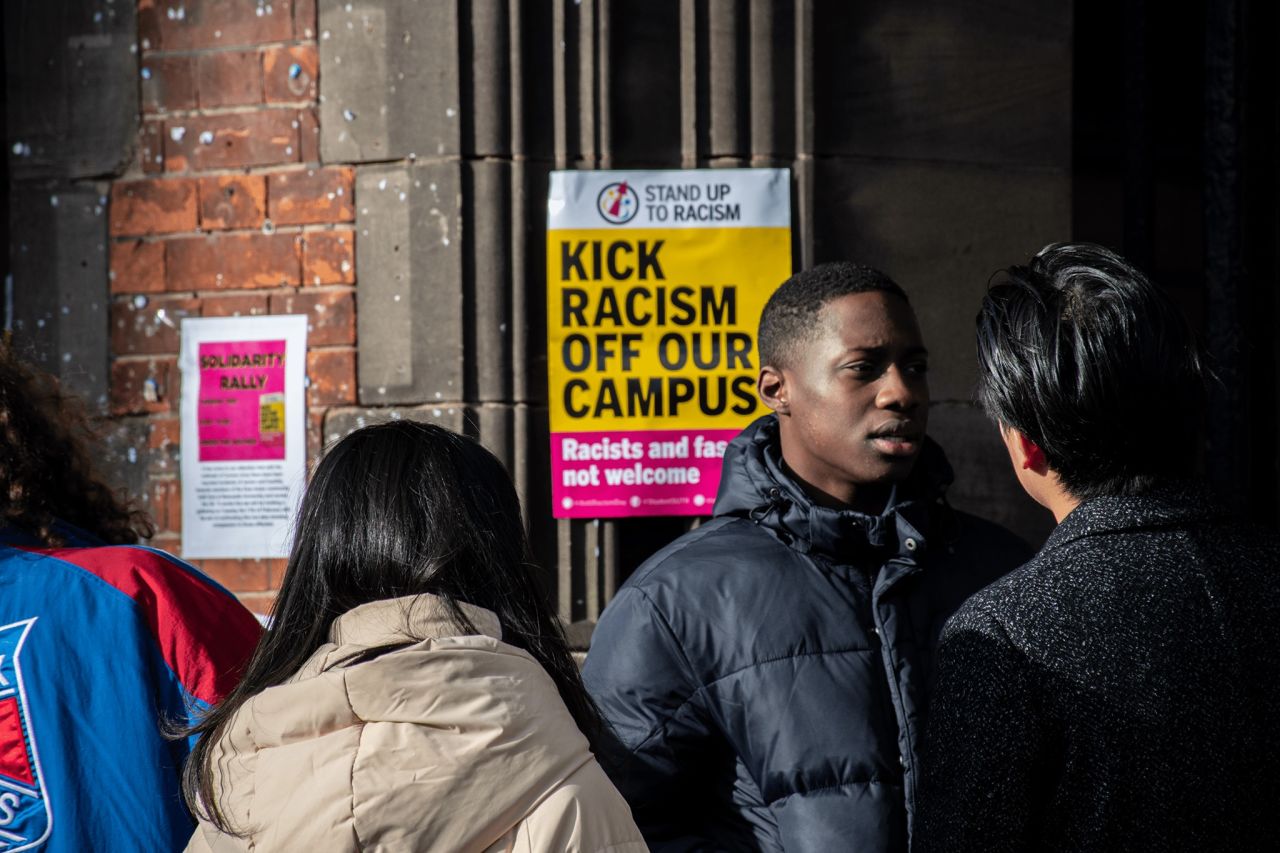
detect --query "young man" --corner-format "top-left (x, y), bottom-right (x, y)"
top-left (583, 263), bottom-right (1030, 851)
top-left (915, 243), bottom-right (1280, 851)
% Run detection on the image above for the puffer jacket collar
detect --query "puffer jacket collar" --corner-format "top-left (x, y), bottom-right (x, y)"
top-left (309, 594), bottom-right (503, 674)
top-left (713, 415), bottom-right (956, 565)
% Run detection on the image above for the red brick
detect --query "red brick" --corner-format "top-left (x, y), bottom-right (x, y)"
top-left (202, 294), bottom-right (270, 318)
top-left (110, 357), bottom-right (177, 416)
top-left (112, 294), bottom-right (199, 356)
top-left (294, 0), bottom-right (316, 38)
top-left (265, 559), bottom-right (288, 587)
top-left (153, 0), bottom-right (295, 51)
top-left (110, 178), bottom-right (197, 236)
top-left (269, 290), bottom-right (355, 346)
top-left (164, 111), bottom-right (298, 172)
top-left (307, 409), bottom-right (325, 464)
top-left (200, 560), bottom-right (272, 593)
top-left (138, 0), bottom-right (162, 52)
top-left (166, 233), bottom-right (300, 290)
top-left (236, 591), bottom-right (278, 617)
top-left (307, 349), bottom-right (356, 407)
top-left (140, 56), bottom-right (196, 113)
top-left (197, 50), bottom-right (263, 108)
top-left (110, 240), bottom-right (166, 294)
top-left (297, 108), bottom-right (320, 163)
top-left (148, 442), bottom-right (180, 478)
top-left (140, 121), bottom-right (165, 174)
top-left (150, 534), bottom-right (183, 559)
top-left (147, 479), bottom-right (182, 533)
top-left (198, 175), bottom-right (266, 230)
top-left (168, 360), bottom-right (184, 412)
top-left (268, 167), bottom-right (354, 226)
top-left (301, 230), bottom-right (355, 285)
top-left (264, 45), bottom-right (317, 103)
top-left (148, 417), bottom-right (181, 450)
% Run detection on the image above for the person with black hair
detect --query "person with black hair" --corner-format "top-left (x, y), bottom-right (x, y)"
top-left (915, 243), bottom-right (1280, 851)
top-left (182, 421), bottom-right (644, 852)
top-left (0, 344), bottom-right (262, 852)
top-left (584, 262), bottom-right (1031, 851)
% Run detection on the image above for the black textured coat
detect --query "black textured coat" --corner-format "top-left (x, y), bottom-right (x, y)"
top-left (916, 484), bottom-right (1280, 852)
top-left (583, 415), bottom-right (1031, 851)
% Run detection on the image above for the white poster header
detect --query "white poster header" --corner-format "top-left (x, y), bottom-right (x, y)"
top-left (548, 168), bottom-right (791, 231)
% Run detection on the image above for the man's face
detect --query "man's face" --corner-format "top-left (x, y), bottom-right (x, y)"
top-left (763, 291), bottom-right (930, 506)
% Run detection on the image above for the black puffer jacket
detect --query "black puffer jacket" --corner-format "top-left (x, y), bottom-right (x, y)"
top-left (583, 415), bottom-right (1031, 851)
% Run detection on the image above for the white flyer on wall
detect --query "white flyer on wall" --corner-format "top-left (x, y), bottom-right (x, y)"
top-left (179, 315), bottom-right (308, 558)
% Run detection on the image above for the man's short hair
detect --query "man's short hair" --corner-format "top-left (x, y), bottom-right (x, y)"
top-left (758, 262), bottom-right (909, 368)
top-left (976, 242), bottom-right (1207, 499)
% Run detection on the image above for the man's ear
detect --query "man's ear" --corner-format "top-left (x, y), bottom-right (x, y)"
top-left (758, 365), bottom-right (789, 415)
top-left (1008, 427), bottom-right (1049, 474)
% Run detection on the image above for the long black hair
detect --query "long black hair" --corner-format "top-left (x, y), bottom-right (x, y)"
top-left (182, 420), bottom-right (605, 831)
top-left (975, 242), bottom-right (1207, 499)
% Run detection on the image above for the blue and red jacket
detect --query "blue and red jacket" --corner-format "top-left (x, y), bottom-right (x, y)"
top-left (0, 524), bottom-right (262, 851)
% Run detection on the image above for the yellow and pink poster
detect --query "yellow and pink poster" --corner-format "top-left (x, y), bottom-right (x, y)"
top-left (546, 169), bottom-right (792, 518)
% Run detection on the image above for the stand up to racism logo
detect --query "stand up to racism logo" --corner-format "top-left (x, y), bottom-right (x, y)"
top-left (596, 181), bottom-right (639, 225)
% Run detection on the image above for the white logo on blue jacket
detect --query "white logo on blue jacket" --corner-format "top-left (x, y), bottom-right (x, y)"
top-left (0, 619), bottom-right (51, 852)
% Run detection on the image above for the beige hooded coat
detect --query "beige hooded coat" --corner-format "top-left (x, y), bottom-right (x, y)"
top-left (185, 595), bottom-right (646, 853)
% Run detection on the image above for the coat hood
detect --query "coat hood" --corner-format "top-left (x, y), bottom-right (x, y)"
top-left (713, 414), bottom-right (957, 561)
top-left (194, 594), bottom-right (639, 852)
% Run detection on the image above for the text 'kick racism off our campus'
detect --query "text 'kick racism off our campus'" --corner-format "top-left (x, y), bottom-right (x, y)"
top-left (546, 169), bottom-right (792, 519)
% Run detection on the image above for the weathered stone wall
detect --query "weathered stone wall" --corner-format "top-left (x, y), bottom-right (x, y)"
top-left (7, 0), bottom-right (1070, 625)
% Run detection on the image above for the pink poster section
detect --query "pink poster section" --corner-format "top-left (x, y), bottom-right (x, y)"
top-left (197, 340), bottom-right (287, 462)
top-left (552, 428), bottom-right (741, 518)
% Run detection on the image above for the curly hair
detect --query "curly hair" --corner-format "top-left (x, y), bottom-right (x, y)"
top-left (0, 345), bottom-right (153, 545)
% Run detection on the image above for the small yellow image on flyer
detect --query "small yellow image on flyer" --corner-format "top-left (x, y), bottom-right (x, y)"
top-left (258, 392), bottom-right (285, 439)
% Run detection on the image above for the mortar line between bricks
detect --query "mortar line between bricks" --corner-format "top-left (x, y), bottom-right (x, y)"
top-left (123, 163), bottom-right (346, 181)
top-left (142, 40), bottom-right (317, 59)
top-left (300, 343), bottom-right (357, 352)
top-left (141, 160), bottom-right (329, 178)
top-left (296, 155), bottom-right (467, 168)
top-left (110, 223), bottom-right (355, 242)
top-left (111, 354), bottom-right (180, 364)
top-left (145, 103), bottom-right (315, 121)
top-left (110, 285), bottom-right (357, 301)
top-left (145, 99), bottom-right (317, 119)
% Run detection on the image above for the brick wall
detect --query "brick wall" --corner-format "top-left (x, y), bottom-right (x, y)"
top-left (83, 0), bottom-right (1072, 629)
top-left (109, 1), bottom-right (352, 614)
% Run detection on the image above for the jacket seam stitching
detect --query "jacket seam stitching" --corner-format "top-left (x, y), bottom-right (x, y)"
top-left (624, 518), bottom-right (741, 586)
top-left (767, 778), bottom-right (898, 806)
top-left (701, 645), bottom-right (878, 689)
top-left (620, 586), bottom-right (706, 756)
top-left (343, 670), bottom-right (368, 852)
top-left (623, 643), bottom-right (877, 757)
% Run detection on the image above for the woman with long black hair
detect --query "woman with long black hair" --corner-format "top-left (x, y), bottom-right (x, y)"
top-left (183, 421), bottom-right (644, 852)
